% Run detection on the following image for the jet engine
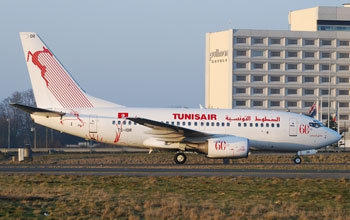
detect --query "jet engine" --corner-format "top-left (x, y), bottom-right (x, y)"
top-left (197, 136), bottom-right (249, 158)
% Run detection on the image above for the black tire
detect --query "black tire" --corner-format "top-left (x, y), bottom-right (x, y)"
top-left (174, 152), bottom-right (187, 164)
top-left (293, 156), bottom-right (302, 164)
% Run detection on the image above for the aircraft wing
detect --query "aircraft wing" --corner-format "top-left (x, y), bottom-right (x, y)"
top-left (127, 117), bottom-right (215, 143)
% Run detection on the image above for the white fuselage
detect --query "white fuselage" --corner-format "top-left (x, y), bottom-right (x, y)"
top-left (31, 107), bottom-right (340, 152)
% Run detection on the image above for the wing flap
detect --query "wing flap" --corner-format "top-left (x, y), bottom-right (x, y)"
top-left (128, 117), bottom-right (214, 143)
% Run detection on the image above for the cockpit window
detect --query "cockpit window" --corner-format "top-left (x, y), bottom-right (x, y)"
top-left (309, 120), bottom-right (324, 128)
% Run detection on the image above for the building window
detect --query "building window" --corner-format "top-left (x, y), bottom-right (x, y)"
top-left (253, 88), bottom-right (264, 94)
top-left (236, 75), bottom-right (246, 81)
top-left (321, 39), bottom-right (332, 46)
top-left (253, 38), bottom-right (264, 44)
top-left (321, 77), bottom-right (329, 83)
top-left (339, 77), bottom-right (349, 83)
top-left (304, 39), bottom-right (315, 46)
top-left (321, 64), bottom-right (330, 71)
top-left (270, 63), bottom-right (281, 70)
top-left (339, 53), bottom-right (350, 58)
top-left (270, 101), bottom-right (280, 107)
top-left (340, 115), bottom-right (349, 120)
top-left (270, 76), bottom-right (280, 82)
top-left (270, 88), bottom-right (280, 95)
top-left (304, 76), bottom-right (314, 83)
top-left (253, 75), bottom-right (264, 82)
top-left (252, 50), bottom-right (264, 57)
top-left (236, 100), bottom-right (246, 107)
top-left (339, 65), bottom-right (349, 71)
top-left (304, 101), bottom-right (313, 107)
top-left (253, 63), bottom-right (264, 69)
top-left (287, 76), bottom-right (298, 82)
top-left (339, 90), bottom-right (349, 95)
top-left (287, 101), bottom-right (297, 107)
top-left (304, 52), bottom-right (315, 58)
top-left (253, 100), bottom-right (263, 107)
top-left (321, 52), bottom-right (331, 58)
top-left (287, 64), bottom-right (298, 70)
top-left (236, 88), bottom-right (246, 94)
top-left (321, 89), bottom-right (329, 96)
top-left (236, 63), bottom-right (247, 69)
top-left (236, 50), bottom-right (247, 56)
top-left (287, 89), bottom-right (298, 95)
top-left (339, 40), bottom-right (349, 46)
top-left (304, 64), bottom-right (315, 70)
top-left (287, 51), bottom-right (298, 58)
top-left (270, 38), bottom-right (281, 45)
top-left (304, 89), bottom-right (314, 95)
top-left (339, 102), bottom-right (349, 108)
top-left (270, 51), bottom-right (281, 57)
top-left (287, 39), bottom-right (298, 45)
top-left (236, 37), bottom-right (246, 44)
top-left (322, 102), bottom-right (328, 108)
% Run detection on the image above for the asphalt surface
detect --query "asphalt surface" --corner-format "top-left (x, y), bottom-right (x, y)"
top-left (0, 165), bottom-right (349, 178)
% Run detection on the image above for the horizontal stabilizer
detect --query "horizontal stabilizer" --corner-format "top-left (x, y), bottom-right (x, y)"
top-left (10, 103), bottom-right (65, 117)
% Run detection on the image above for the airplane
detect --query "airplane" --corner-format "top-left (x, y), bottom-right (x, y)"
top-left (14, 32), bottom-right (341, 165)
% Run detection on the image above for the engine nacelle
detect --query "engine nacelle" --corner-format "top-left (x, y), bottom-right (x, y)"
top-left (204, 136), bottom-right (249, 158)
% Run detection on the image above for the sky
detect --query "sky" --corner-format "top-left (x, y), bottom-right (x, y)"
top-left (0, 0), bottom-right (346, 108)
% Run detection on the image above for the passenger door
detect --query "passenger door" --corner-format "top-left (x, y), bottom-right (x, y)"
top-left (289, 118), bottom-right (297, 136)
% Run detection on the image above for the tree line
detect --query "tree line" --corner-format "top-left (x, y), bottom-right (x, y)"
top-left (0, 90), bottom-right (84, 148)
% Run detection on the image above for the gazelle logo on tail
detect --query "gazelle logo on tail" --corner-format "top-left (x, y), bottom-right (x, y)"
top-left (23, 33), bottom-right (93, 109)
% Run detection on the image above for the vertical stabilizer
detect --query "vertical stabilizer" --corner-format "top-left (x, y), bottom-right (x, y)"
top-left (19, 32), bottom-right (122, 109)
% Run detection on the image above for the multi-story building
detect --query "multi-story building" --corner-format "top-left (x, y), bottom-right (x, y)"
top-left (205, 5), bottom-right (350, 130)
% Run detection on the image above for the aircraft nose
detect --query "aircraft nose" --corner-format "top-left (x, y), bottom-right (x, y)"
top-left (328, 129), bottom-right (341, 144)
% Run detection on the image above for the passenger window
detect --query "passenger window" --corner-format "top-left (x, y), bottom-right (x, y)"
top-left (188, 122), bottom-right (192, 126)
top-left (211, 122), bottom-right (215, 126)
top-left (271, 123), bottom-right (275, 128)
top-left (250, 123), bottom-right (253, 127)
top-left (221, 122), bottom-right (225, 127)
top-left (261, 123), bottom-right (264, 127)
top-left (216, 122), bottom-right (220, 126)
top-left (194, 122), bottom-right (198, 126)
top-left (166, 121), bottom-right (169, 124)
top-left (200, 122), bottom-right (204, 126)
top-left (118, 121), bottom-right (121, 125)
top-left (112, 120), bottom-right (115, 125)
top-left (238, 123), bottom-right (242, 127)
top-left (134, 122), bottom-right (137, 125)
top-left (128, 121), bottom-right (132, 125)
top-left (171, 122), bottom-right (175, 125)
top-left (226, 122), bottom-right (230, 127)
top-left (244, 123), bottom-right (247, 127)
top-left (182, 122), bottom-right (186, 126)
top-left (277, 123), bottom-right (280, 128)
top-left (206, 122), bottom-right (210, 126)
top-left (177, 122), bottom-right (180, 126)
top-left (266, 123), bottom-right (269, 127)
top-left (255, 123), bottom-right (258, 127)
top-left (123, 121), bottom-right (126, 125)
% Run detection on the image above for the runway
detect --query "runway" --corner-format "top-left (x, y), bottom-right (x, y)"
top-left (0, 165), bottom-right (349, 178)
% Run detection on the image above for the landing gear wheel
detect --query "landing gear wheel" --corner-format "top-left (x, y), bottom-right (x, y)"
top-left (293, 156), bottom-right (302, 164)
top-left (174, 152), bottom-right (187, 164)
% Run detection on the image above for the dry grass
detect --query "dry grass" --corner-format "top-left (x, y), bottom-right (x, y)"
top-left (2, 151), bottom-right (350, 166)
top-left (0, 175), bottom-right (349, 219)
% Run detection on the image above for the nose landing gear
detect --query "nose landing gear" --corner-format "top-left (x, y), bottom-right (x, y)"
top-left (293, 156), bottom-right (302, 164)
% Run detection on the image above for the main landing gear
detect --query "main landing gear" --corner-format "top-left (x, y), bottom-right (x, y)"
top-left (174, 152), bottom-right (187, 164)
